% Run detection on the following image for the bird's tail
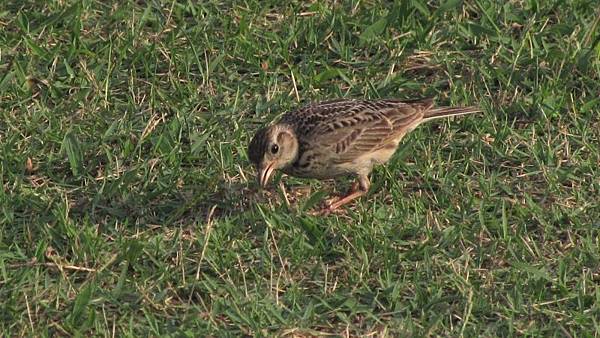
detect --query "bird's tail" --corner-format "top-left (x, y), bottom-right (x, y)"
top-left (423, 106), bottom-right (481, 121)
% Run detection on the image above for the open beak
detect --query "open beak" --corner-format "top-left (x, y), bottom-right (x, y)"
top-left (257, 162), bottom-right (275, 189)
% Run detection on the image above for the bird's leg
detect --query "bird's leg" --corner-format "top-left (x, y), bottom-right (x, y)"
top-left (323, 181), bottom-right (358, 205)
top-left (325, 175), bottom-right (370, 211)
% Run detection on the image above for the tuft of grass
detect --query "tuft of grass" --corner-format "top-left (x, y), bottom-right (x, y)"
top-left (1, 0), bottom-right (599, 335)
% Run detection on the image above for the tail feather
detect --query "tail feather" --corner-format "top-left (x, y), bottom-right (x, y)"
top-left (423, 106), bottom-right (481, 121)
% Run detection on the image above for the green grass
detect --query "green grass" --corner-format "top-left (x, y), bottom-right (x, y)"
top-left (1, 0), bottom-right (599, 336)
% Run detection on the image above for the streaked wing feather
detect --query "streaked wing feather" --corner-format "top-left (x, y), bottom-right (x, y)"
top-left (315, 105), bottom-right (424, 164)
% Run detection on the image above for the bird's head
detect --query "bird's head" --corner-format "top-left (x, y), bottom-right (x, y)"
top-left (247, 124), bottom-right (298, 188)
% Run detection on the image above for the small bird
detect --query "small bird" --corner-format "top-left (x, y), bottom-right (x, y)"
top-left (248, 98), bottom-right (480, 212)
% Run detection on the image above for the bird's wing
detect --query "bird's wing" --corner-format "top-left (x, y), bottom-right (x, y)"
top-left (309, 101), bottom-right (426, 164)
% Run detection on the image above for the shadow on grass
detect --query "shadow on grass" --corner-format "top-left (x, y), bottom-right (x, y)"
top-left (69, 181), bottom-right (255, 227)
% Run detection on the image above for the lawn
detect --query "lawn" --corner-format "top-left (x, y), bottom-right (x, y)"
top-left (1, 0), bottom-right (599, 336)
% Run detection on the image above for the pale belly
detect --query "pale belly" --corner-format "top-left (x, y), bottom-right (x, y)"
top-left (284, 141), bottom-right (399, 179)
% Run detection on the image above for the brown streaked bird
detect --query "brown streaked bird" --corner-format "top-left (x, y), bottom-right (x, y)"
top-left (248, 98), bottom-right (480, 212)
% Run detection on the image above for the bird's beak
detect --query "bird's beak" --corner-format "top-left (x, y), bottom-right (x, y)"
top-left (257, 162), bottom-right (275, 189)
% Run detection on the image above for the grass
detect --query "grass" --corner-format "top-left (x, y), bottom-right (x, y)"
top-left (1, 0), bottom-right (599, 336)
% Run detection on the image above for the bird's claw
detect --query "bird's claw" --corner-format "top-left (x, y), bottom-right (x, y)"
top-left (308, 199), bottom-right (345, 216)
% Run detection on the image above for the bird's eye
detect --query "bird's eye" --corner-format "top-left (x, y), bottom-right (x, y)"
top-left (271, 144), bottom-right (279, 154)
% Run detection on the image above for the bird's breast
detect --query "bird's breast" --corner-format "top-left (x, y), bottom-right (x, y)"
top-left (284, 149), bottom-right (353, 179)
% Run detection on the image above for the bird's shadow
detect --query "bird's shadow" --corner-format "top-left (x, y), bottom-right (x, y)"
top-left (68, 172), bottom-right (356, 231)
top-left (71, 180), bottom-right (257, 228)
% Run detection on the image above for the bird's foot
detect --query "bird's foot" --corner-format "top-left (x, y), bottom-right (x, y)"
top-left (322, 182), bottom-right (360, 205)
top-left (309, 204), bottom-right (345, 216)
top-left (312, 187), bottom-right (365, 215)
